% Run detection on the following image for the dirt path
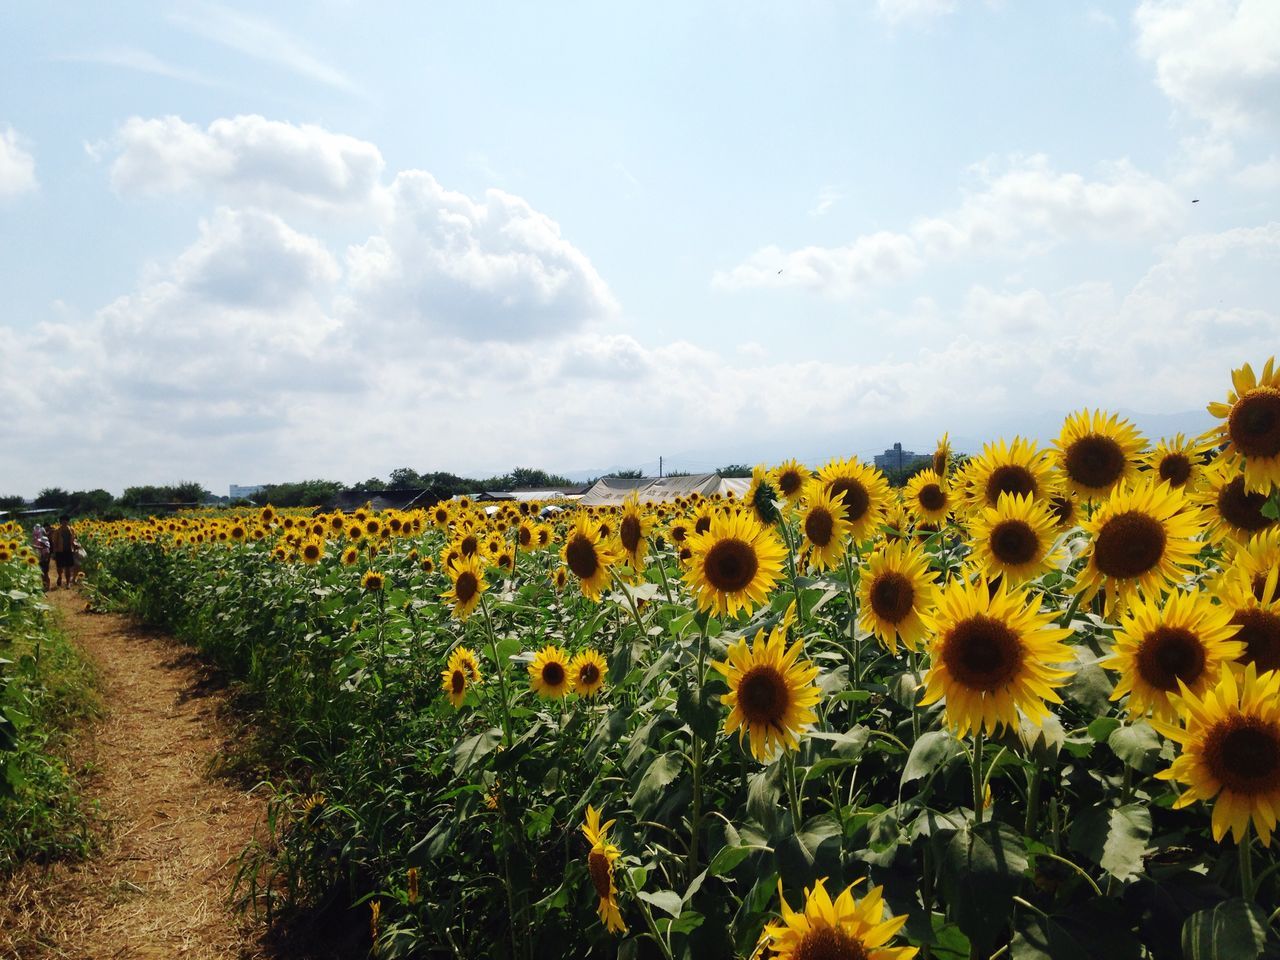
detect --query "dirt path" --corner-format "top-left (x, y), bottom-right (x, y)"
top-left (1, 589), bottom-right (267, 959)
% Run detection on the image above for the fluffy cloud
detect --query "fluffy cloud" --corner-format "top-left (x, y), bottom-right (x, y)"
top-left (714, 155), bottom-right (1182, 296)
top-left (103, 114), bottom-right (384, 208)
top-left (1135, 0), bottom-right (1280, 134)
top-left (0, 125), bottom-right (37, 198)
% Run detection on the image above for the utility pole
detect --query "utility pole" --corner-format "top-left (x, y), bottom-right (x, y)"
top-left (659, 456), bottom-right (663, 478)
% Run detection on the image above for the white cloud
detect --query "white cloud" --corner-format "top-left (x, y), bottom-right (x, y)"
top-left (875, 0), bottom-right (956, 25)
top-left (54, 47), bottom-right (222, 89)
top-left (103, 115), bottom-right (385, 209)
top-left (1236, 156), bottom-right (1280, 190)
top-left (715, 154), bottom-right (1182, 296)
top-left (1135, 0), bottom-right (1280, 134)
top-left (0, 125), bottom-right (37, 199)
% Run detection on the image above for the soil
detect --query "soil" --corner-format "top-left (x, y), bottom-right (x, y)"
top-left (0, 588), bottom-right (268, 959)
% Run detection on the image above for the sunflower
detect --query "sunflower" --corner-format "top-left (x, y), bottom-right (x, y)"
top-left (772, 459), bottom-right (811, 507)
top-left (712, 623), bottom-right (821, 762)
top-left (581, 806), bottom-right (626, 934)
top-left (1197, 463), bottom-right (1279, 545)
top-left (799, 484), bottom-right (853, 572)
top-left (1104, 589), bottom-right (1244, 721)
top-left (442, 556), bottom-right (487, 622)
top-left (361, 570), bottom-right (385, 592)
top-left (1221, 528), bottom-right (1280, 603)
top-left (616, 494), bottom-right (655, 574)
top-left (1054, 409), bottom-right (1146, 500)
top-left (570, 650), bottom-right (608, 697)
top-left (919, 578), bottom-right (1074, 737)
top-left (529, 645), bottom-right (573, 699)
top-left (1048, 493), bottom-right (1078, 530)
top-left (299, 538), bottom-right (324, 565)
top-left (442, 646), bottom-right (481, 708)
top-left (684, 509), bottom-right (787, 618)
top-left (745, 465), bottom-right (783, 527)
top-left (1213, 565), bottom-right (1280, 673)
top-left (1145, 432), bottom-right (1214, 491)
top-left (813, 457), bottom-right (891, 543)
top-left (516, 519), bottom-right (536, 550)
top-left (1155, 663), bottom-right (1280, 845)
top-left (903, 470), bottom-right (951, 525)
top-left (964, 437), bottom-right (1057, 512)
top-left (1208, 356), bottom-right (1280, 493)
top-left (259, 505), bottom-right (276, 525)
top-left (933, 433), bottom-right (953, 478)
top-left (858, 540), bottom-right (939, 654)
top-left (757, 878), bottom-right (917, 960)
top-left (562, 515), bottom-right (621, 602)
top-left (966, 492), bottom-right (1063, 586)
top-left (1074, 480), bottom-right (1205, 614)
top-left (552, 566), bottom-right (568, 591)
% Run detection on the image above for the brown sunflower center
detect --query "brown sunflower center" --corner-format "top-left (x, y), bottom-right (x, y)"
top-left (541, 661), bottom-right (566, 687)
top-left (1218, 477), bottom-right (1275, 533)
top-left (933, 450), bottom-right (948, 477)
top-left (1049, 495), bottom-right (1075, 527)
top-left (303, 544), bottom-right (320, 560)
top-left (985, 465), bottom-right (1037, 505)
top-left (777, 469), bottom-right (804, 497)
top-left (702, 538), bottom-right (759, 593)
top-left (587, 849), bottom-right (613, 899)
top-left (870, 571), bottom-right (915, 624)
top-left (828, 478), bottom-right (870, 524)
top-left (1234, 608), bottom-right (1280, 673)
top-left (518, 526), bottom-right (533, 546)
top-left (1093, 510), bottom-right (1167, 579)
top-left (455, 571), bottom-right (478, 603)
top-left (620, 515), bottom-right (642, 552)
top-left (694, 515), bottom-right (712, 535)
top-left (942, 615), bottom-right (1025, 692)
top-left (451, 670), bottom-right (465, 695)
top-left (1229, 388), bottom-right (1280, 459)
top-left (793, 924), bottom-right (869, 960)
top-left (736, 665), bottom-right (790, 727)
top-left (1203, 715), bottom-right (1280, 796)
top-left (565, 535), bottom-right (601, 580)
top-left (578, 662), bottom-right (601, 686)
top-left (990, 519), bottom-right (1040, 566)
top-left (1136, 626), bottom-right (1205, 692)
top-left (460, 535), bottom-right (479, 556)
top-left (1064, 435), bottom-right (1127, 491)
top-left (1158, 453), bottom-right (1193, 487)
top-left (805, 507), bottom-right (836, 548)
top-left (918, 483), bottom-right (947, 512)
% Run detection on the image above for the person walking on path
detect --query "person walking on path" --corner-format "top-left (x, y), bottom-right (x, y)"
top-left (50, 515), bottom-right (76, 588)
top-left (31, 523), bottom-right (51, 591)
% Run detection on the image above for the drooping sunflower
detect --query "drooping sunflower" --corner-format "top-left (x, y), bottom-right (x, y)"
top-left (442, 646), bottom-right (481, 708)
top-left (570, 650), bottom-right (609, 697)
top-left (711, 623), bottom-right (821, 762)
top-left (1155, 663), bottom-right (1280, 845)
top-left (919, 578), bottom-right (1074, 737)
top-left (745, 465), bottom-right (783, 527)
top-left (616, 494), bottom-right (655, 574)
top-left (442, 555), bottom-right (487, 622)
top-left (799, 484), bottom-right (853, 572)
top-left (963, 437), bottom-right (1057, 512)
top-left (1074, 479), bottom-right (1205, 615)
top-left (771, 459), bottom-right (811, 508)
top-left (1207, 356), bottom-right (1280, 493)
top-left (561, 515), bottom-right (621, 602)
top-left (1054, 409), bottom-right (1146, 500)
top-left (1144, 432), bottom-right (1214, 492)
top-left (903, 470), bottom-right (952, 525)
top-left (933, 433), bottom-right (953, 478)
top-left (1213, 565), bottom-right (1280, 673)
top-left (858, 540), bottom-right (938, 654)
top-left (1196, 463), bottom-right (1279, 545)
top-left (966, 492), bottom-right (1063, 586)
top-left (756, 878), bottom-right (917, 960)
top-left (812, 457), bottom-right (891, 543)
top-left (1221, 527), bottom-right (1280, 603)
top-left (528, 645), bottom-right (573, 699)
top-left (684, 509), bottom-right (787, 618)
top-left (1104, 589), bottom-right (1244, 721)
top-left (581, 806), bottom-right (626, 934)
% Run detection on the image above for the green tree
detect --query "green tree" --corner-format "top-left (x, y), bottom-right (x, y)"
top-left (717, 464), bottom-right (753, 478)
top-left (34, 487), bottom-right (71, 508)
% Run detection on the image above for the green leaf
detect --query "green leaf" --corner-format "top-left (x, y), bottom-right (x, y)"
top-left (451, 727), bottom-right (502, 775)
top-left (1182, 898), bottom-right (1270, 960)
top-left (1088, 717), bottom-right (1121, 742)
top-left (1066, 652), bottom-right (1115, 714)
top-left (1011, 898), bottom-right (1143, 960)
top-left (637, 889), bottom-right (683, 918)
top-left (707, 842), bottom-right (769, 877)
top-left (775, 813), bottom-right (842, 889)
top-left (748, 762), bottom-right (785, 832)
top-left (1108, 721), bottom-right (1163, 774)
top-left (1068, 803), bottom-right (1151, 882)
top-left (676, 679), bottom-right (722, 745)
top-left (1018, 713), bottom-right (1065, 762)
top-left (941, 821), bottom-right (1029, 955)
top-left (631, 751), bottom-right (683, 817)
top-left (902, 730), bottom-right (962, 787)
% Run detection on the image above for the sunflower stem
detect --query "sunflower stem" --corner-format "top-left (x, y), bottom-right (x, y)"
top-left (971, 729), bottom-right (986, 824)
top-left (1057, 589), bottom-right (1084, 628)
top-left (653, 544), bottom-right (676, 606)
top-left (1024, 764), bottom-right (1042, 837)
top-left (778, 516), bottom-right (805, 622)
top-left (908, 650), bottom-right (923, 743)
top-left (479, 591), bottom-right (514, 749)
top-left (623, 866), bottom-right (676, 960)
top-left (686, 617), bottom-right (710, 885)
top-left (783, 750), bottom-right (804, 828)
top-left (841, 551), bottom-right (862, 687)
top-left (1240, 827), bottom-right (1256, 901)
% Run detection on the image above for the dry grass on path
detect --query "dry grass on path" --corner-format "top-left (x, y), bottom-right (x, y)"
top-left (0, 589), bottom-right (268, 960)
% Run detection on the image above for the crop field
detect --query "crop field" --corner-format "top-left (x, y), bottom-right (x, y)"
top-left (73, 358), bottom-right (1280, 959)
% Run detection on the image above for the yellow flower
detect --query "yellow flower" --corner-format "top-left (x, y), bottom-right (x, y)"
top-left (771, 458), bottom-right (811, 507)
top-left (299, 538), bottom-right (324, 565)
top-left (1207, 356), bottom-right (1280, 493)
top-left (442, 646), bottom-right (481, 708)
top-left (919, 578), bottom-right (1073, 737)
top-left (442, 555), bottom-right (487, 622)
top-left (712, 623), bottom-right (821, 762)
top-left (903, 470), bottom-right (952, 525)
top-left (561, 515), bottom-right (621, 602)
top-left (1104, 589), bottom-right (1244, 721)
top-left (757, 878), bottom-right (917, 960)
top-left (1211, 565), bottom-right (1280, 674)
top-left (684, 509), bottom-right (786, 619)
top-left (1155, 663), bottom-right (1280, 845)
top-left (570, 650), bottom-right (608, 697)
top-left (858, 540), bottom-right (938, 654)
top-left (616, 493), bottom-right (655, 574)
top-left (965, 492), bottom-right (1063, 586)
top-left (581, 806), bottom-right (626, 934)
top-left (1054, 409), bottom-right (1146, 500)
top-left (528, 645), bottom-right (572, 699)
top-left (1144, 432), bottom-right (1214, 492)
top-left (799, 483), bottom-right (853, 572)
top-left (361, 570), bottom-right (385, 592)
top-left (812, 457), bottom-right (892, 543)
top-left (964, 437), bottom-right (1057, 513)
top-left (1196, 462), bottom-right (1279, 545)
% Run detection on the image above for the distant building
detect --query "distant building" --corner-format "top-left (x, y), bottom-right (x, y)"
top-left (874, 443), bottom-right (931, 472)
top-left (230, 484), bottom-right (266, 500)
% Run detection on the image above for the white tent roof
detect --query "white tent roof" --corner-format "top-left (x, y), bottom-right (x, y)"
top-left (578, 473), bottom-right (750, 506)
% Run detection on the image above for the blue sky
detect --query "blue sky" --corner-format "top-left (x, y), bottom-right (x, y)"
top-left (2, 0), bottom-right (1278, 496)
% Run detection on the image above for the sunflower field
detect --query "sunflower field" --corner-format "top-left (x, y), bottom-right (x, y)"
top-left (80, 359), bottom-right (1280, 960)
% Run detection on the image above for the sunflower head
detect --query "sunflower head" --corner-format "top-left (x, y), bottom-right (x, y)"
top-left (800, 482), bottom-right (853, 572)
top-left (1213, 565), bottom-right (1280, 674)
top-left (684, 509), bottom-right (787, 619)
top-left (1197, 463), bottom-right (1279, 545)
top-left (300, 538), bottom-right (324, 565)
top-left (759, 878), bottom-right (917, 960)
top-left (361, 570), bottom-right (385, 592)
top-left (1054, 409), bottom-right (1145, 499)
top-left (746, 465), bottom-right (783, 527)
top-left (814, 457), bottom-right (891, 542)
top-left (858, 540), bottom-right (938, 654)
top-left (772, 459), bottom-right (811, 506)
top-left (442, 556), bottom-right (487, 622)
top-left (442, 646), bottom-right (481, 708)
top-left (1208, 357), bottom-right (1280, 494)
top-left (965, 437), bottom-right (1056, 513)
top-left (904, 469), bottom-right (951, 525)
top-left (933, 433), bottom-right (953, 478)
top-left (562, 515), bottom-right (621, 602)
top-left (966, 492), bottom-right (1062, 586)
top-left (581, 806), bottom-right (626, 934)
top-left (617, 493), bottom-right (655, 572)
top-left (529, 645), bottom-right (572, 699)
top-left (570, 650), bottom-right (609, 697)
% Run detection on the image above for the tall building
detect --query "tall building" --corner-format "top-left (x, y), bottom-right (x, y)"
top-left (873, 443), bottom-right (930, 472)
